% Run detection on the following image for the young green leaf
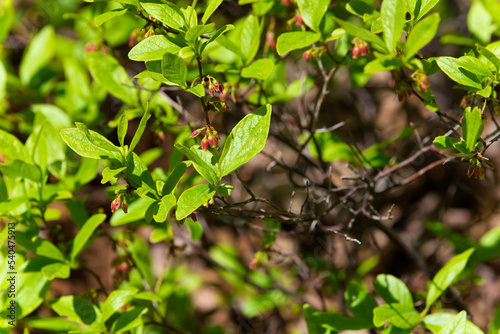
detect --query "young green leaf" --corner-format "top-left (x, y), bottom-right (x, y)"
top-left (118, 111), bottom-right (128, 147)
top-left (19, 25), bottom-right (55, 86)
top-left (241, 59), bottom-right (275, 80)
top-left (433, 136), bottom-right (459, 150)
top-left (175, 144), bottom-right (220, 186)
top-left (462, 107), bottom-right (483, 153)
top-left (346, 0), bottom-right (379, 21)
top-left (240, 14), bottom-right (261, 64)
top-left (130, 108), bottom-right (151, 152)
top-left (94, 8), bottom-right (127, 27)
top-left (426, 248), bottom-right (475, 310)
top-left (126, 151), bottom-right (156, 190)
top-left (296, 0), bottom-right (329, 32)
top-left (184, 218), bottom-right (204, 240)
top-left (70, 213), bottom-right (106, 264)
top-left (140, 0), bottom-right (186, 32)
top-left (202, 0), bottom-right (223, 24)
top-left (458, 56), bottom-right (494, 79)
top-left (185, 23), bottom-right (216, 45)
top-left (162, 161), bottom-right (191, 194)
top-left (404, 13), bottom-right (440, 60)
top-left (476, 44), bottom-right (500, 72)
top-left (373, 303), bottom-right (421, 329)
top-left (61, 122), bottom-right (122, 161)
top-left (145, 194), bottom-right (176, 223)
top-left (200, 24), bottom-right (234, 54)
top-left (422, 312), bottom-right (484, 334)
top-left (41, 262), bottom-right (71, 280)
top-left (345, 282), bottom-right (378, 325)
top-left (16, 272), bottom-right (50, 319)
top-left (110, 307), bottom-right (148, 333)
top-left (374, 274), bottom-right (414, 307)
top-left (176, 184), bottom-right (216, 220)
top-left (303, 304), bottom-right (375, 331)
top-left (416, 0), bottom-right (440, 21)
top-left (440, 311), bottom-right (467, 334)
top-left (128, 35), bottom-right (182, 61)
top-left (16, 231), bottom-right (66, 262)
top-left (101, 287), bottom-right (139, 322)
top-left (161, 52), bottom-right (188, 88)
top-left (86, 52), bottom-right (138, 105)
top-left (186, 84), bottom-right (206, 97)
top-left (437, 57), bottom-right (483, 89)
top-left (219, 104), bottom-right (272, 177)
top-left (381, 0), bottom-right (405, 53)
top-left (127, 235), bottom-right (155, 287)
top-left (276, 31), bottom-right (321, 56)
top-left (0, 159), bottom-right (41, 182)
top-left (51, 296), bottom-right (101, 326)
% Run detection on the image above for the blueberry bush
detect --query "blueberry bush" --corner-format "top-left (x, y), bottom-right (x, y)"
top-left (2, 0), bottom-right (500, 333)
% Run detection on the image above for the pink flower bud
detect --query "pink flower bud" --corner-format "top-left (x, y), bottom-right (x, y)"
top-left (85, 43), bottom-right (98, 53)
top-left (302, 51), bottom-right (310, 60)
top-left (352, 47), bottom-right (360, 59)
top-left (111, 197), bottom-right (121, 213)
top-left (295, 15), bottom-right (303, 26)
top-left (220, 91), bottom-right (227, 101)
top-left (360, 44), bottom-right (370, 56)
top-left (190, 129), bottom-right (200, 138)
top-left (281, 0), bottom-right (290, 6)
top-left (201, 138), bottom-right (209, 151)
top-left (208, 87), bottom-right (214, 97)
top-left (208, 135), bottom-right (216, 148)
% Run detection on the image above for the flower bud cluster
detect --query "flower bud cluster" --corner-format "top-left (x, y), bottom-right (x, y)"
top-left (351, 38), bottom-right (370, 59)
top-left (411, 71), bottom-right (430, 92)
top-left (467, 157), bottom-right (494, 180)
top-left (203, 76), bottom-right (225, 97)
top-left (302, 46), bottom-right (327, 60)
top-left (190, 125), bottom-right (221, 151)
top-left (111, 188), bottom-right (134, 213)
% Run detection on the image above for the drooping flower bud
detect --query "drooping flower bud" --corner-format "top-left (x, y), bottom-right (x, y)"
top-left (190, 129), bottom-right (201, 138)
top-left (302, 51), bottom-right (310, 60)
top-left (208, 135), bottom-right (216, 148)
top-left (111, 196), bottom-right (121, 213)
top-left (201, 137), bottom-right (209, 151)
top-left (295, 15), bottom-right (303, 26)
top-left (220, 91), bottom-right (227, 101)
top-left (352, 47), bottom-right (360, 59)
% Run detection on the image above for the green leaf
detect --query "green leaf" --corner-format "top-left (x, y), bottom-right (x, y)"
top-left (126, 151), bottom-right (156, 190)
top-left (453, 140), bottom-right (470, 155)
top-left (440, 311), bottom-right (467, 334)
top-left (404, 13), bottom-right (440, 60)
top-left (51, 296), bottom-right (101, 326)
top-left (345, 282), bottom-right (377, 325)
top-left (217, 183), bottom-right (234, 196)
top-left (176, 184), bottom-right (216, 220)
top-left (200, 24), bottom-right (234, 54)
top-left (296, 0), bottom-right (329, 32)
top-left (174, 144), bottom-right (219, 186)
top-left (437, 57), bottom-right (483, 89)
top-left (0, 61), bottom-right (6, 103)
top-left (70, 213), bottom-right (106, 264)
top-left (422, 313), bottom-right (484, 334)
top-left (85, 52), bottom-right (137, 105)
top-left (186, 84), bottom-right (206, 97)
top-left (373, 303), bottom-right (420, 329)
top-left (16, 272), bottom-right (50, 319)
top-left (145, 194), bottom-right (176, 223)
top-left (41, 262), bottom-right (71, 280)
top-left (488, 304), bottom-right (500, 334)
top-left (333, 18), bottom-right (387, 52)
top-left (140, 0), bottom-right (186, 31)
top-left (111, 307), bottom-right (147, 333)
top-left (304, 304), bottom-right (375, 332)
top-left (240, 14), bottom-right (261, 63)
top-left (219, 104), bottom-right (272, 177)
top-left (308, 132), bottom-right (354, 161)
top-left (373, 274), bottom-right (414, 307)
top-left (0, 129), bottom-right (29, 162)
top-left (416, 0), bottom-right (440, 21)
top-left (0, 159), bottom-right (41, 182)
top-left (61, 122), bottom-right (122, 161)
top-left (161, 52), bottom-right (188, 88)
top-left (23, 317), bottom-right (82, 332)
top-left (458, 56), bottom-right (494, 79)
top-left (127, 235), bottom-right (155, 287)
top-left (128, 35), bottom-right (182, 61)
top-left (118, 112), bottom-right (128, 147)
top-left (276, 31), bottom-right (321, 56)
top-left (101, 287), bottom-right (139, 321)
top-left (426, 248), bottom-right (475, 310)
top-left (462, 107), bottom-right (483, 153)
top-left (241, 58), bottom-right (275, 80)
top-left (185, 23), bottom-right (216, 44)
top-left (381, 0), bottom-right (405, 53)
top-left (473, 226), bottom-right (500, 263)
top-left (163, 161), bottom-right (191, 194)
top-left (468, 0), bottom-right (496, 44)
top-left (19, 25), bottom-right (55, 86)
top-left (130, 109), bottom-right (151, 152)
top-left (202, 0), bottom-right (223, 24)
top-left (184, 218), bottom-right (204, 240)
top-left (16, 231), bottom-right (66, 262)
top-left (476, 44), bottom-right (500, 72)
top-left (101, 166), bottom-right (126, 184)
top-left (346, 1), bottom-right (379, 21)
top-left (94, 8), bottom-right (127, 27)
top-left (433, 136), bottom-right (459, 150)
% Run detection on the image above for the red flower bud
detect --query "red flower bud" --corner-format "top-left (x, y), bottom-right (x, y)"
top-left (208, 87), bottom-right (214, 97)
top-left (302, 51), bottom-right (310, 60)
top-left (352, 47), bottom-right (360, 59)
top-left (295, 15), bottom-right (303, 26)
top-left (360, 44), bottom-right (370, 56)
top-left (190, 129), bottom-right (200, 138)
top-left (281, 0), bottom-right (290, 6)
top-left (85, 43), bottom-right (98, 53)
top-left (201, 138), bottom-right (209, 151)
top-left (208, 135), bottom-right (216, 148)
top-left (111, 196), bottom-right (121, 213)
top-left (220, 91), bottom-right (227, 101)
top-left (397, 92), bottom-right (405, 102)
